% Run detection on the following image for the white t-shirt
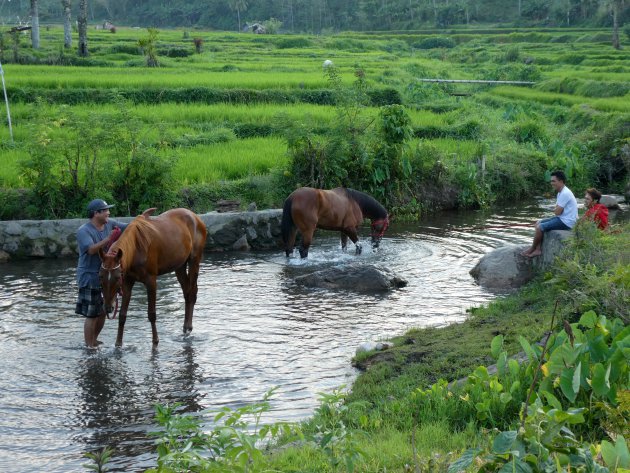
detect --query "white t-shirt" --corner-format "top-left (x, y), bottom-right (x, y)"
top-left (556, 185), bottom-right (578, 228)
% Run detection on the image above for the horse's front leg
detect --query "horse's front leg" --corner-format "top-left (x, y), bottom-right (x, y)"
top-left (115, 280), bottom-right (135, 347)
top-left (340, 233), bottom-right (348, 252)
top-left (343, 228), bottom-right (362, 255)
top-left (145, 277), bottom-right (159, 345)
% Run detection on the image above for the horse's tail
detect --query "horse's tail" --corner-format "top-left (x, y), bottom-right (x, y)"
top-left (281, 196), bottom-right (294, 247)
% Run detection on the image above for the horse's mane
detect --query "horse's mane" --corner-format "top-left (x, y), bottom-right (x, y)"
top-left (345, 188), bottom-right (388, 219)
top-left (111, 217), bottom-right (159, 269)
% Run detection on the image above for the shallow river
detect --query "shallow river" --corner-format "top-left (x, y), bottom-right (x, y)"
top-left (0, 199), bottom-right (621, 472)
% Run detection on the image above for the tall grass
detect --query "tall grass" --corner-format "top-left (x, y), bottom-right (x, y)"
top-left (172, 136), bottom-right (287, 184)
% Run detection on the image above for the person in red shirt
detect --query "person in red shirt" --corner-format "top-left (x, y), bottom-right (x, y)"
top-left (582, 188), bottom-right (609, 230)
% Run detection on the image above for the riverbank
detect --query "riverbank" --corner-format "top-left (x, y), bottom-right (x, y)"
top-left (257, 221), bottom-right (629, 471)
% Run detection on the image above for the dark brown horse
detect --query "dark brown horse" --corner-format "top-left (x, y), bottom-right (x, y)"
top-left (98, 208), bottom-right (207, 346)
top-left (281, 187), bottom-right (389, 258)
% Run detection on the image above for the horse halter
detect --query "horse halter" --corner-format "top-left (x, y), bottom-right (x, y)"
top-left (371, 217), bottom-right (390, 239)
top-left (100, 262), bottom-right (123, 319)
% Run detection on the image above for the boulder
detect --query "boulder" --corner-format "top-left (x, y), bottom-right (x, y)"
top-left (599, 195), bottom-right (620, 209)
top-left (294, 264), bottom-right (407, 292)
top-left (470, 230), bottom-right (572, 290)
top-left (470, 245), bottom-right (535, 290)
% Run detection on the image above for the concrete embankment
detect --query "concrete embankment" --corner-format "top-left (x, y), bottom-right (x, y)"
top-left (0, 210), bottom-right (283, 262)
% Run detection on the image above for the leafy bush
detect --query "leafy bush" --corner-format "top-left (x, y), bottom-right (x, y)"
top-left (159, 47), bottom-right (192, 58)
top-left (107, 44), bottom-right (141, 55)
top-left (367, 87), bottom-right (402, 106)
top-left (414, 37), bottom-right (456, 49)
top-left (483, 64), bottom-right (542, 82)
top-left (275, 37), bottom-right (311, 49)
top-left (511, 119), bottom-right (549, 144)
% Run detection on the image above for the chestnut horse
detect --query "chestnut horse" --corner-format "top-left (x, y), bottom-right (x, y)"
top-left (98, 208), bottom-right (207, 346)
top-left (281, 187), bottom-right (389, 258)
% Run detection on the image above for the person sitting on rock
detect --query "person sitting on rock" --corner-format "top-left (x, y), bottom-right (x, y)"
top-left (521, 170), bottom-right (577, 258)
top-left (582, 187), bottom-right (609, 230)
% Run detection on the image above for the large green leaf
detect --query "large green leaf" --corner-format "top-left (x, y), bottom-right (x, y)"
top-left (519, 336), bottom-right (537, 363)
top-left (491, 335), bottom-right (504, 358)
top-left (591, 362), bottom-right (611, 397)
top-left (601, 436), bottom-right (630, 469)
top-left (492, 431), bottom-right (518, 454)
top-left (578, 310), bottom-right (598, 328)
top-left (447, 448), bottom-right (479, 473)
top-left (547, 344), bottom-right (581, 374)
top-left (498, 459), bottom-right (533, 473)
top-left (588, 334), bottom-right (610, 363)
top-left (559, 366), bottom-right (578, 403)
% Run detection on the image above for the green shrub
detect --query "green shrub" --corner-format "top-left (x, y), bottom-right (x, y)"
top-left (414, 37), bottom-right (456, 49)
top-left (233, 123), bottom-right (275, 138)
top-left (275, 37), bottom-right (311, 49)
top-left (107, 44), bottom-right (141, 55)
top-left (159, 47), bottom-right (192, 58)
top-left (511, 119), bottom-right (548, 144)
top-left (368, 87), bottom-right (402, 106)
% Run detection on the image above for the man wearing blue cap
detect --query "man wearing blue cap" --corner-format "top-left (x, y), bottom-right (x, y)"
top-left (75, 199), bottom-right (128, 347)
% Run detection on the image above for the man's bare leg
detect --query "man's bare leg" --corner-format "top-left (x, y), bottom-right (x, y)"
top-left (84, 314), bottom-right (106, 347)
top-left (522, 223), bottom-right (543, 257)
top-left (526, 227), bottom-right (544, 257)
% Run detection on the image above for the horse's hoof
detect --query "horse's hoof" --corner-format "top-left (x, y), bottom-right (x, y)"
top-left (355, 246), bottom-right (363, 255)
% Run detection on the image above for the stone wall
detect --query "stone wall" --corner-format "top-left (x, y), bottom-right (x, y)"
top-left (0, 209), bottom-right (283, 262)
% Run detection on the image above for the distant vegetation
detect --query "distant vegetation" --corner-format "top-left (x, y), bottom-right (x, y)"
top-left (0, 26), bottom-right (628, 219)
top-left (1, 0), bottom-right (628, 32)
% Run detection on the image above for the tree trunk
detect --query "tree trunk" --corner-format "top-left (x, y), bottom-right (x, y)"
top-left (612, 0), bottom-right (620, 49)
top-left (30, 0), bottom-right (40, 49)
top-left (78, 0), bottom-right (88, 57)
top-left (237, 9), bottom-right (241, 32)
top-left (62, 0), bottom-right (72, 49)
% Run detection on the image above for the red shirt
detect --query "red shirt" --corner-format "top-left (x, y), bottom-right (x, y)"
top-left (583, 203), bottom-right (609, 229)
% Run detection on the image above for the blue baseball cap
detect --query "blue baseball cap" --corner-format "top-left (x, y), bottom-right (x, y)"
top-left (87, 199), bottom-right (115, 213)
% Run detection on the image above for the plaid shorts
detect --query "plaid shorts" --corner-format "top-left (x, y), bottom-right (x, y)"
top-left (75, 287), bottom-right (104, 318)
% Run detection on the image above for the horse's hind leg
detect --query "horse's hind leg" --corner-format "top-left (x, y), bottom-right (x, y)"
top-left (285, 227), bottom-right (298, 257)
top-left (176, 258), bottom-right (200, 335)
top-left (298, 228), bottom-right (314, 258)
top-left (145, 277), bottom-right (159, 345)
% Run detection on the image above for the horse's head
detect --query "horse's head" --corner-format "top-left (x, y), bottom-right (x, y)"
top-left (370, 216), bottom-right (389, 249)
top-left (98, 247), bottom-right (123, 315)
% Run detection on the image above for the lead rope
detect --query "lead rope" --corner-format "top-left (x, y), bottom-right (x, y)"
top-left (107, 275), bottom-right (123, 320)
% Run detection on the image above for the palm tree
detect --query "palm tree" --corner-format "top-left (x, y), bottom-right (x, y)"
top-left (62, 0), bottom-right (72, 49)
top-left (78, 0), bottom-right (88, 56)
top-left (228, 0), bottom-right (249, 32)
top-left (30, 0), bottom-right (40, 49)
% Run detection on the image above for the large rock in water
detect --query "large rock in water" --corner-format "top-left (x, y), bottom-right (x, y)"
top-left (294, 264), bottom-right (407, 292)
top-left (469, 246), bottom-right (535, 290)
top-left (470, 230), bottom-right (572, 290)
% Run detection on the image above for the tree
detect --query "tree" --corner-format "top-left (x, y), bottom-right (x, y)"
top-left (62, 0), bottom-right (72, 49)
top-left (228, 0), bottom-right (248, 32)
top-left (78, 0), bottom-right (88, 56)
top-left (30, 0), bottom-right (40, 49)
top-left (610, 0), bottom-right (622, 49)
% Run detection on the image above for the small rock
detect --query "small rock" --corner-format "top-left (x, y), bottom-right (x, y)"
top-left (599, 195), bottom-right (619, 209)
top-left (247, 202), bottom-right (257, 212)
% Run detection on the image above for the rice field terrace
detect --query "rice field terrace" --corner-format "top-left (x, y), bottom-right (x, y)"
top-left (0, 26), bottom-right (628, 216)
